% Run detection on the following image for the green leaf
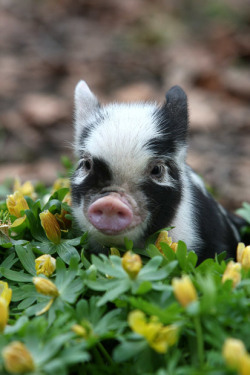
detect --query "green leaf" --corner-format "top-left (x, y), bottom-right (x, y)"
top-left (56, 242), bottom-right (80, 264)
top-left (176, 240), bottom-right (187, 270)
top-left (146, 244), bottom-right (163, 258)
top-left (135, 281), bottom-right (152, 295)
top-left (97, 280), bottom-right (130, 306)
top-left (0, 253), bottom-right (18, 269)
top-left (43, 199), bottom-right (61, 214)
top-left (15, 244), bottom-right (36, 276)
top-left (0, 267), bottom-right (32, 282)
top-left (4, 316), bottom-right (29, 334)
top-left (25, 209), bottom-right (46, 242)
top-left (48, 188), bottom-right (69, 203)
top-left (113, 339), bottom-right (147, 362)
top-left (236, 202), bottom-right (250, 224)
top-left (124, 237), bottom-right (133, 250)
top-left (187, 251), bottom-right (198, 268)
top-left (17, 296), bottom-right (37, 310)
top-left (91, 254), bottom-right (124, 278)
top-left (159, 242), bottom-right (176, 261)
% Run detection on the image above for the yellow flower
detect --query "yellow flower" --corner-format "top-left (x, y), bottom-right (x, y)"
top-left (155, 230), bottom-right (178, 254)
top-left (150, 324), bottom-right (178, 354)
top-left (222, 338), bottom-right (247, 370)
top-left (2, 341), bottom-right (35, 374)
top-left (13, 178), bottom-right (36, 200)
top-left (172, 275), bottom-right (198, 307)
top-left (62, 192), bottom-right (72, 206)
top-left (33, 277), bottom-right (59, 297)
top-left (35, 254), bottom-right (56, 277)
top-left (239, 354), bottom-right (250, 375)
top-left (40, 210), bottom-right (61, 244)
top-left (128, 310), bottom-right (178, 354)
top-left (52, 178), bottom-right (70, 192)
top-left (72, 324), bottom-right (88, 338)
top-left (222, 261), bottom-right (242, 288)
top-left (0, 280), bottom-right (12, 305)
top-left (237, 242), bottom-right (250, 271)
top-left (122, 251), bottom-right (142, 279)
top-left (0, 298), bottom-right (8, 333)
top-left (6, 191), bottom-right (29, 227)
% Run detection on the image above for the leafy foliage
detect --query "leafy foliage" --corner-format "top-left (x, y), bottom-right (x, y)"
top-left (0, 177), bottom-right (250, 375)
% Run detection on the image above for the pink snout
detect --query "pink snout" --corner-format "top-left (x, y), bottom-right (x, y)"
top-left (87, 195), bottom-right (134, 235)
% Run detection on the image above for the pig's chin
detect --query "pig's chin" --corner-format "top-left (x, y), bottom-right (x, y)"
top-left (92, 222), bottom-right (140, 237)
top-left (87, 221), bottom-right (148, 248)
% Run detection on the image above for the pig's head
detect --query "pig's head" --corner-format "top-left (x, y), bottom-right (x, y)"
top-left (71, 80), bottom-right (188, 250)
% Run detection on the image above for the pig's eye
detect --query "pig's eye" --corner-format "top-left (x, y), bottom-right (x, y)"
top-left (150, 164), bottom-right (165, 178)
top-left (83, 159), bottom-right (92, 172)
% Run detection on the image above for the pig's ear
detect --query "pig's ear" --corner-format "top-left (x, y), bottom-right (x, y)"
top-left (165, 85), bottom-right (187, 115)
top-left (74, 80), bottom-right (99, 132)
top-left (161, 85), bottom-right (188, 143)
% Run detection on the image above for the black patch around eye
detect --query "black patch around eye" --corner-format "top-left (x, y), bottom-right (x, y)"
top-left (141, 179), bottom-right (182, 237)
top-left (151, 165), bottom-right (163, 177)
top-left (71, 157), bottom-right (112, 204)
top-left (166, 161), bottom-right (180, 181)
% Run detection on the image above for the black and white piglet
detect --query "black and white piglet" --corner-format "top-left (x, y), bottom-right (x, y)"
top-left (71, 80), bottom-right (244, 262)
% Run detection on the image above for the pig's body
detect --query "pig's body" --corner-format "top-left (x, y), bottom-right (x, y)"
top-left (71, 81), bottom-right (243, 261)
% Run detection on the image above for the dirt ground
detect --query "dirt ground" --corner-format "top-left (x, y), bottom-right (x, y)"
top-left (0, 0), bottom-right (249, 210)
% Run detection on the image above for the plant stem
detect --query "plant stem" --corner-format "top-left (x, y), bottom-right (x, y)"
top-left (97, 342), bottom-right (114, 365)
top-left (193, 315), bottom-right (204, 367)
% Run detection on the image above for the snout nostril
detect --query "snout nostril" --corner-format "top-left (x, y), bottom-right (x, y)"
top-left (117, 211), bottom-right (125, 218)
top-left (95, 209), bottom-right (103, 216)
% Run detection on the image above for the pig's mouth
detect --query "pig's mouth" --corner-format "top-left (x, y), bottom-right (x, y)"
top-left (87, 192), bottom-right (142, 236)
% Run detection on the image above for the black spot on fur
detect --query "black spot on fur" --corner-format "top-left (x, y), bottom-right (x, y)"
top-left (191, 183), bottom-right (238, 262)
top-left (141, 175), bottom-right (182, 237)
top-left (147, 86), bottom-right (188, 157)
top-left (71, 157), bottom-right (112, 205)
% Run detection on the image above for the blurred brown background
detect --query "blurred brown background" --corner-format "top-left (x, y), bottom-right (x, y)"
top-left (0, 0), bottom-right (249, 209)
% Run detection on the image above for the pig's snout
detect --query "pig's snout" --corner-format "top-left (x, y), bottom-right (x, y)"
top-left (87, 195), bottom-right (134, 235)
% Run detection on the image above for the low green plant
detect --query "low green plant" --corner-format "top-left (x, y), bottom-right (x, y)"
top-left (0, 176), bottom-right (250, 375)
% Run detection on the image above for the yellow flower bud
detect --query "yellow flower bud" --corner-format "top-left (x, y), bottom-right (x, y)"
top-left (155, 230), bottom-right (178, 254)
top-left (13, 178), bottom-right (36, 200)
top-left (122, 251), bottom-right (142, 279)
top-left (237, 243), bottom-right (250, 271)
top-left (128, 310), bottom-right (148, 335)
top-left (222, 338), bottom-right (247, 370)
top-left (72, 324), bottom-right (88, 338)
top-left (150, 324), bottom-right (178, 354)
top-left (0, 281), bottom-right (12, 305)
top-left (39, 210), bottom-right (61, 244)
top-left (239, 354), bottom-right (250, 375)
top-left (62, 192), bottom-right (72, 206)
top-left (172, 275), bottom-right (198, 307)
top-left (222, 261), bottom-right (242, 288)
top-left (2, 341), bottom-right (35, 374)
top-left (36, 298), bottom-right (54, 316)
top-left (110, 247), bottom-right (121, 256)
top-left (0, 297), bottom-right (8, 333)
top-left (6, 191), bottom-right (29, 218)
top-left (52, 178), bottom-right (70, 192)
top-left (128, 310), bottom-right (178, 354)
top-left (237, 242), bottom-right (245, 263)
top-left (33, 277), bottom-right (59, 297)
top-left (35, 254), bottom-right (56, 277)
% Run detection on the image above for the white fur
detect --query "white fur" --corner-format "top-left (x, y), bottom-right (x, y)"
top-left (170, 167), bottom-right (201, 250)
